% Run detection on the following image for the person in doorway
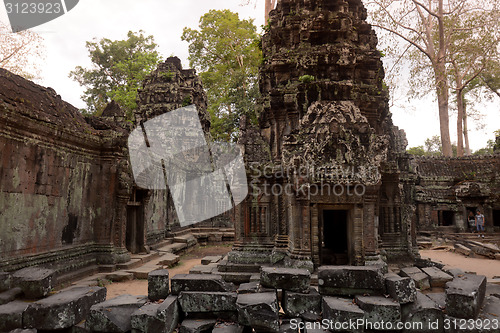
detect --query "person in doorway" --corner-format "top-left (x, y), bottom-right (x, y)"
top-left (468, 211), bottom-right (476, 233)
top-left (475, 210), bottom-right (485, 238)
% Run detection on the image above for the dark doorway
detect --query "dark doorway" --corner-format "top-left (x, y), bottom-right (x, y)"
top-left (438, 211), bottom-right (454, 226)
top-left (126, 190), bottom-right (146, 254)
top-left (493, 210), bottom-right (500, 227)
top-left (321, 210), bottom-right (348, 265)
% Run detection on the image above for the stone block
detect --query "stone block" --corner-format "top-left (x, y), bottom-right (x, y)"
top-left (23, 286), bottom-right (106, 330)
top-left (355, 296), bottom-right (401, 325)
top-left (12, 267), bottom-right (56, 299)
top-left (0, 287), bottom-right (23, 305)
top-left (9, 329), bottom-right (37, 333)
top-left (0, 300), bottom-right (29, 332)
top-left (106, 272), bottom-right (134, 282)
top-left (427, 292), bottom-right (446, 309)
top-left (237, 292), bottom-right (279, 332)
top-left (171, 274), bottom-right (236, 295)
top-left (454, 243), bottom-right (472, 256)
top-left (86, 294), bottom-right (148, 332)
top-left (318, 266), bottom-right (385, 296)
top-left (178, 291), bottom-right (237, 313)
top-left (131, 296), bottom-right (179, 333)
top-left (0, 271), bottom-right (12, 292)
top-left (237, 281), bottom-right (260, 294)
top-left (260, 267), bottom-right (311, 293)
top-left (282, 288), bottom-right (321, 321)
top-left (201, 256), bottom-right (222, 265)
top-left (322, 296), bottom-right (364, 333)
top-left (212, 322), bottom-right (245, 333)
top-left (401, 292), bottom-right (443, 332)
top-left (179, 319), bottom-right (216, 333)
top-left (280, 319), bottom-right (301, 333)
top-left (445, 274), bottom-right (487, 319)
top-left (442, 266), bottom-right (465, 278)
top-left (422, 267), bottom-right (453, 288)
top-left (148, 269), bottom-right (170, 301)
top-left (400, 267), bottom-right (430, 291)
top-left (385, 274), bottom-right (416, 304)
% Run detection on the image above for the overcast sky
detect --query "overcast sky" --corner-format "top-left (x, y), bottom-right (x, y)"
top-left (1, 0), bottom-right (498, 151)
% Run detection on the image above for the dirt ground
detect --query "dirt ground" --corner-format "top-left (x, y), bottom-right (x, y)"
top-left (105, 244), bottom-right (500, 298)
top-left (106, 244), bottom-right (232, 298)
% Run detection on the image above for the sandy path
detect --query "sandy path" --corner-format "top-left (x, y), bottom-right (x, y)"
top-left (420, 249), bottom-right (500, 279)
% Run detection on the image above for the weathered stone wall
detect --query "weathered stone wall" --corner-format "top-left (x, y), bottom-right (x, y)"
top-left (0, 68), bottom-right (131, 271)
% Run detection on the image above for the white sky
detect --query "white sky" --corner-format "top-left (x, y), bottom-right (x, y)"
top-left (1, 0), bottom-right (498, 151)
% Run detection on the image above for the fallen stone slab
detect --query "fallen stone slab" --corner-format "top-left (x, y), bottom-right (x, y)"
top-left (148, 269), bottom-right (170, 301)
top-left (385, 273), bottom-right (416, 304)
top-left (189, 264), bottom-right (217, 275)
top-left (322, 296), bottom-right (364, 333)
top-left (426, 292), bottom-right (446, 309)
top-left (355, 296), bottom-right (401, 325)
top-left (86, 294), bottom-right (148, 332)
top-left (401, 292), bottom-right (443, 332)
top-left (12, 267), bottom-right (56, 299)
top-left (400, 267), bottom-right (430, 291)
top-left (486, 283), bottom-right (500, 298)
top-left (0, 300), bottom-right (29, 332)
top-left (422, 267), bottom-right (453, 288)
top-left (280, 319), bottom-right (301, 333)
top-left (201, 256), bottom-right (222, 265)
top-left (171, 274), bottom-right (236, 295)
top-left (445, 274), bottom-right (487, 319)
top-left (106, 272), bottom-right (134, 282)
top-left (131, 295), bottom-right (179, 333)
top-left (0, 287), bottom-right (23, 305)
top-left (480, 296), bottom-right (500, 323)
top-left (158, 253), bottom-right (180, 267)
top-left (454, 243), bottom-right (472, 256)
top-left (260, 267), bottom-right (311, 293)
top-left (212, 322), bottom-right (245, 333)
top-left (442, 266), bottom-right (466, 278)
top-left (282, 288), bottom-right (321, 321)
top-left (179, 319), bottom-right (216, 333)
top-left (318, 266), bottom-right (385, 296)
top-left (237, 292), bottom-right (279, 332)
top-left (178, 291), bottom-right (237, 313)
top-left (237, 281), bottom-right (260, 294)
top-left (23, 286), bottom-right (107, 330)
top-left (0, 272), bottom-right (11, 292)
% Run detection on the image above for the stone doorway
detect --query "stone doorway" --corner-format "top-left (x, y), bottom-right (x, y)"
top-left (320, 209), bottom-right (349, 265)
top-left (126, 189), bottom-right (147, 254)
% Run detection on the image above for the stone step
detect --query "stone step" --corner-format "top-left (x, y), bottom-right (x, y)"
top-left (56, 264), bottom-right (99, 287)
top-left (130, 251), bottom-right (161, 265)
top-left (157, 242), bottom-right (188, 254)
top-left (105, 272), bottom-right (134, 282)
top-left (98, 265), bottom-right (117, 273)
top-left (189, 263), bottom-right (218, 275)
top-left (0, 287), bottom-right (22, 305)
top-left (116, 258), bottom-right (143, 270)
top-left (201, 255), bottom-right (223, 265)
top-left (217, 260), bottom-right (262, 273)
top-left (149, 238), bottom-right (174, 250)
top-left (173, 234), bottom-right (197, 247)
top-left (157, 253), bottom-right (180, 267)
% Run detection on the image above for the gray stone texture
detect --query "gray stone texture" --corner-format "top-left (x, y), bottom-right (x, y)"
top-left (445, 274), bottom-right (487, 319)
top-left (212, 322), bottom-right (245, 333)
top-left (148, 269), bottom-right (170, 301)
top-left (318, 266), bottom-right (385, 296)
top-left (355, 296), bottom-right (401, 325)
top-left (322, 296), bottom-right (364, 333)
top-left (400, 267), bottom-right (431, 291)
top-left (131, 296), bottom-right (179, 333)
top-left (422, 267), bottom-right (453, 288)
top-left (282, 288), bottom-right (321, 321)
top-left (178, 291), bottom-right (237, 313)
top-left (237, 292), bottom-right (280, 333)
top-left (86, 294), bottom-right (148, 332)
top-left (401, 292), bottom-right (443, 333)
top-left (260, 267), bottom-right (311, 293)
top-left (23, 286), bottom-right (106, 330)
top-left (179, 319), bottom-right (216, 333)
top-left (237, 281), bottom-right (260, 294)
top-left (0, 272), bottom-right (12, 292)
top-left (0, 287), bottom-right (22, 305)
top-left (0, 300), bottom-right (29, 332)
top-left (12, 267), bottom-right (56, 299)
top-left (385, 273), bottom-right (417, 304)
top-left (171, 274), bottom-right (236, 295)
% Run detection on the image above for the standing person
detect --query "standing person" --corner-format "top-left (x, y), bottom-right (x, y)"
top-left (468, 211), bottom-right (476, 233)
top-left (475, 210), bottom-right (485, 238)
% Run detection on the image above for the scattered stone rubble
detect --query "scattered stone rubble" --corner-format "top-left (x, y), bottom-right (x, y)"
top-left (0, 262), bottom-right (496, 332)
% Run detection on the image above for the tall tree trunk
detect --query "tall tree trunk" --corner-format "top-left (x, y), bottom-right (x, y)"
top-left (436, 0), bottom-right (452, 157)
top-left (456, 88), bottom-right (465, 156)
top-left (265, 0), bottom-right (276, 22)
top-left (463, 105), bottom-right (471, 155)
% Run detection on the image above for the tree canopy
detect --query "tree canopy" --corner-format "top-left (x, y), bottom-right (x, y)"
top-left (0, 22), bottom-right (44, 80)
top-left (69, 30), bottom-right (161, 118)
top-left (182, 9), bottom-right (262, 142)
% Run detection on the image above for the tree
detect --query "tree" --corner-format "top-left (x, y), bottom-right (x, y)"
top-left (182, 10), bottom-right (262, 142)
top-left (473, 130), bottom-right (500, 155)
top-left (69, 31), bottom-right (161, 118)
top-left (368, 0), bottom-right (498, 156)
top-left (0, 22), bottom-right (44, 80)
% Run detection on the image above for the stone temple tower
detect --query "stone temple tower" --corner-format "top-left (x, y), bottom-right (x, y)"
top-left (227, 0), bottom-right (416, 270)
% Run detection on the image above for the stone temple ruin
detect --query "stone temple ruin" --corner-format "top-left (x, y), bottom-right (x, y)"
top-left (0, 0), bottom-right (500, 331)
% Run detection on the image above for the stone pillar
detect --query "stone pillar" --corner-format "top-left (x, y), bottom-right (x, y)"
top-left (363, 195), bottom-right (378, 257)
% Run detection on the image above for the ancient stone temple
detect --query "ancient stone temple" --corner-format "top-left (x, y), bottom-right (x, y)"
top-left (229, 0), bottom-right (416, 269)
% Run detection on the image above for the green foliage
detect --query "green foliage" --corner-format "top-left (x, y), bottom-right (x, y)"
top-left (299, 75), bottom-right (316, 84)
top-left (473, 129), bottom-right (500, 155)
top-left (182, 10), bottom-right (262, 142)
top-left (69, 31), bottom-right (162, 119)
top-left (406, 146), bottom-right (426, 156)
top-left (407, 135), bottom-right (458, 157)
